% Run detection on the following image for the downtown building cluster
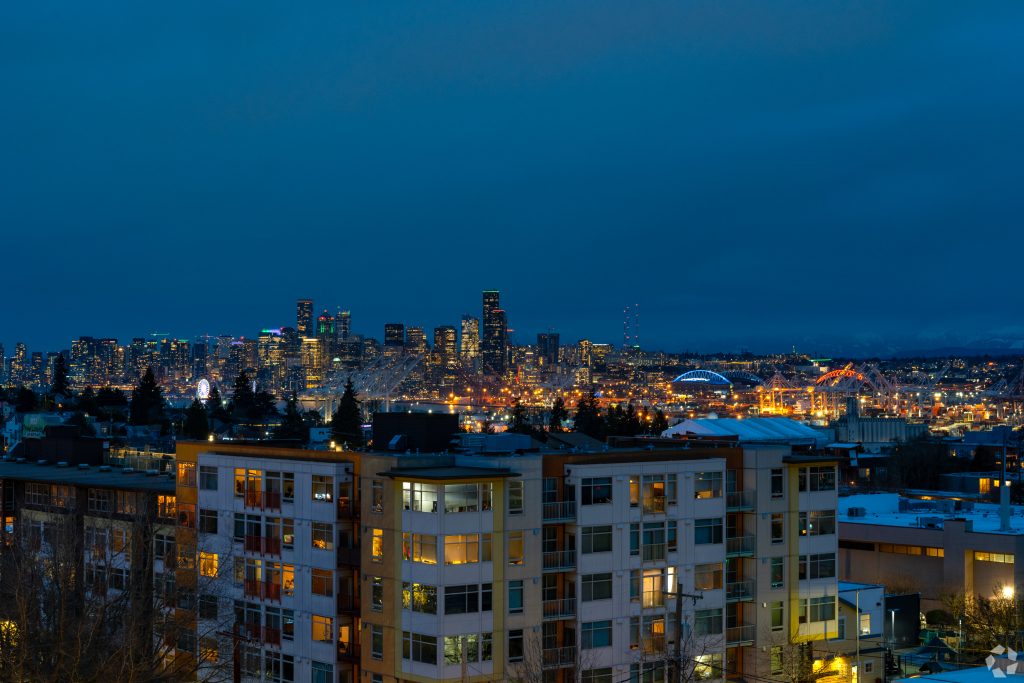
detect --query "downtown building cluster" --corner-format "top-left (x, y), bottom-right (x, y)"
top-left (0, 431), bottom-right (842, 683)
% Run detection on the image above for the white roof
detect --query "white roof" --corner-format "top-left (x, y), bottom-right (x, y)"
top-left (896, 665), bottom-right (1015, 683)
top-left (840, 492), bottom-right (1024, 535)
top-left (662, 417), bottom-right (826, 445)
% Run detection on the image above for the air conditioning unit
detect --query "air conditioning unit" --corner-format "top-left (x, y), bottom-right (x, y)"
top-left (847, 507), bottom-right (867, 517)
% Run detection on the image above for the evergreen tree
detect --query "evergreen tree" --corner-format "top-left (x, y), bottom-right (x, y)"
top-left (254, 389), bottom-right (278, 419)
top-left (65, 411), bottom-right (96, 437)
top-left (50, 355), bottom-right (70, 398)
top-left (574, 393), bottom-right (604, 439)
top-left (207, 384), bottom-right (230, 424)
top-left (274, 392), bottom-right (308, 442)
top-left (128, 367), bottom-right (165, 426)
top-left (230, 371), bottom-right (257, 421)
top-left (96, 386), bottom-right (128, 421)
top-left (78, 386), bottom-right (98, 415)
top-left (651, 409), bottom-right (669, 434)
top-left (509, 401), bottom-right (529, 434)
top-left (331, 378), bottom-right (363, 447)
top-left (549, 396), bottom-right (568, 432)
top-left (183, 399), bottom-right (210, 440)
top-left (14, 386), bottom-right (37, 413)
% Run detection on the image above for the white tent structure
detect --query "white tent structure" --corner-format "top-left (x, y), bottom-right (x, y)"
top-left (662, 417), bottom-right (827, 447)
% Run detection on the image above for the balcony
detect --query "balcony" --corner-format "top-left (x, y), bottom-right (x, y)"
top-left (337, 499), bottom-right (360, 520)
top-left (726, 491), bottom-right (755, 511)
top-left (338, 642), bottom-right (361, 663)
top-left (243, 579), bottom-right (282, 602)
top-left (726, 580), bottom-right (755, 602)
top-left (243, 490), bottom-right (282, 511)
top-left (726, 624), bottom-right (756, 646)
top-left (642, 495), bottom-right (667, 515)
top-left (726, 535), bottom-right (755, 557)
top-left (543, 500), bottom-right (576, 522)
top-left (542, 598), bottom-right (577, 620)
top-left (641, 635), bottom-right (667, 655)
top-left (262, 626), bottom-right (281, 647)
top-left (244, 535), bottom-right (282, 556)
top-left (337, 546), bottom-right (360, 567)
top-left (542, 646), bottom-right (576, 669)
top-left (542, 550), bottom-right (576, 572)
top-left (337, 595), bottom-right (361, 614)
top-left (642, 544), bottom-right (667, 563)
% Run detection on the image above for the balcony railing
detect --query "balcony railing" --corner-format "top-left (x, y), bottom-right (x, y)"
top-left (337, 546), bottom-right (360, 567)
top-left (641, 635), bottom-right (667, 654)
top-left (542, 598), bottom-right (577, 620)
top-left (542, 550), bottom-right (576, 572)
top-left (337, 499), bottom-right (360, 520)
top-left (243, 579), bottom-right (282, 602)
top-left (337, 595), bottom-right (361, 614)
top-left (726, 535), bottom-right (755, 557)
top-left (243, 490), bottom-right (282, 511)
top-left (643, 495), bottom-right (667, 515)
top-left (542, 646), bottom-right (577, 669)
top-left (726, 580), bottom-right (755, 602)
top-left (262, 626), bottom-right (281, 647)
top-left (338, 642), bottom-right (361, 662)
top-left (642, 544), bottom-right (667, 563)
top-left (244, 535), bottom-right (282, 556)
top-left (726, 490), bottom-right (755, 511)
top-left (543, 500), bottom-right (576, 522)
top-left (726, 625), bottom-right (756, 645)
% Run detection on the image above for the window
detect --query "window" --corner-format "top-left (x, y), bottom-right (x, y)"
top-left (199, 594), bottom-right (219, 620)
top-left (178, 462), bottom-right (196, 487)
top-left (695, 518), bottom-right (723, 545)
top-left (109, 567), bottom-right (128, 591)
top-left (695, 608), bottom-right (723, 636)
top-left (199, 465), bottom-right (218, 490)
top-left (770, 646), bottom-right (784, 675)
top-left (834, 616), bottom-right (847, 641)
top-left (444, 483), bottom-right (485, 512)
top-left (508, 480), bottom-right (524, 514)
top-left (861, 612), bottom-right (872, 634)
top-left (631, 662), bottom-right (666, 683)
top-left (25, 484), bottom-right (49, 506)
top-left (799, 510), bottom-right (836, 536)
top-left (199, 509), bottom-right (218, 534)
top-left (311, 475), bottom-right (333, 502)
top-left (88, 489), bottom-right (113, 514)
top-left (178, 503), bottom-right (196, 529)
top-left (771, 468), bottom-right (784, 498)
top-left (508, 580), bottom-right (524, 614)
top-left (112, 527), bottom-right (130, 554)
top-left (371, 625), bottom-right (384, 660)
top-left (507, 531), bottom-right (524, 565)
top-left (582, 525), bottom-right (613, 553)
top-left (583, 669), bottom-right (614, 683)
top-left (770, 557), bottom-right (785, 589)
top-left (402, 582), bottom-right (438, 613)
top-left (371, 479), bottom-right (384, 513)
top-left (116, 491), bottom-right (138, 514)
top-left (199, 552), bottom-right (219, 578)
top-left (582, 620), bottom-right (613, 649)
top-left (582, 573), bottom-right (613, 601)
top-left (370, 576), bottom-right (384, 611)
top-left (402, 631), bottom-right (438, 665)
top-left (265, 651), bottom-right (293, 682)
top-left (157, 495), bottom-right (176, 519)
top-left (311, 522), bottom-right (334, 550)
top-left (311, 568), bottom-right (333, 597)
top-left (630, 615), bottom-right (666, 653)
top-left (771, 601), bottom-right (784, 630)
top-left (639, 568), bottom-right (668, 608)
top-left (629, 475), bottom-right (640, 507)
top-left (695, 654), bottom-right (723, 681)
top-left (582, 477), bottom-right (612, 505)
top-left (445, 584), bottom-right (480, 614)
top-left (402, 533), bottom-right (437, 564)
top-left (282, 610), bottom-right (294, 640)
top-left (445, 534), bottom-right (481, 565)
top-left (371, 528), bottom-right (384, 562)
top-left (799, 465), bottom-right (836, 492)
top-left (311, 615), bottom-right (333, 642)
top-left (799, 553), bottom-right (836, 580)
top-left (46, 484), bottom-right (71, 508)
top-left (695, 471), bottom-right (722, 499)
top-left (974, 551), bottom-right (1014, 564)
top-left (642, 522), bottom-right (667, 562)
top-left (311, 662), bottom-right (333, 683)
top-left (403, 481), bottom-right (439, 512)
top-left (799, 596), bottom-right (836, 623)
top-left (771, 513), bottom-right (784, 544)
top-left (154, 533), bottom-right (174, 561)
top-left (281, 473), bottom-right (294, 502)
top-left (630, 523), bottom-right (640, 556)
top-left (508, 629), bottom-right (524, 662)
top-left (694, 563), bottom-right (723, 591)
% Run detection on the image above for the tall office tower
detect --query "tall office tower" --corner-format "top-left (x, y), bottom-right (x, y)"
top-left (481, 290), bottom-right (507, 375)
top-left (44, 352), bottom-right (60, 386)
top-left (296, 299), bottom-right (314, 337)
top-left (30, 352), bottom-right (45, 385)
top-left (434, 326), bottom-right (457, 365)
top-left (257, 329), bottom-right (286, 389)
top-left (0, 343), bottom-right (5, 384)
top-left (383, 323), bottom-right (405, 361)
top-left (537, 332), bottom-right (560, 369)
top-left (10, 343), bottom-right (27, 385)
top-left (301, 337), bottom-right (323, 388)
top-left (405, 327), bottom-right (427, 356)
top-left (460, 316), bottom-right (480, 366)
top-left (191, 340), bottom-right (208, 379)
top-left (337, 310), bottom-right (351, 341)
top-left (317, 310), bottom-right (335, 339)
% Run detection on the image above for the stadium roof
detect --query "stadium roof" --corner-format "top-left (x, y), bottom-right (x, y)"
top-left (661, 417), bottom-right (826, 445)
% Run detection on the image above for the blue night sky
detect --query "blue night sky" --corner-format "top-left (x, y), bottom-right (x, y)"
top-left (3, 1), bottom-right (1023, 355)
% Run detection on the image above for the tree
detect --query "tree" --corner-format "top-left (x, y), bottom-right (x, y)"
top-left (65, 411), bottom-right (96, 437)
top-left (651, 409), bottom-right (669, 434)
top-left (206, 385), bottom-right (230, 425)
top-left (273, 392), bottom-right (308, 442)
top-left (50, 355), bottom-right (70, 399)
top-left (95, 387), bottom-right (129, 422)
top-left (183, 399), bottom-right (210, 441)
top-left (574, 393), bottom-right (604, 439)
top-left (229, 371), bottom-right (256, 422)
top-left (509, 401), bottom-right (530, 434)
top-left (14, 386), bottom-right (36, 413)
top-left (331, 378), bottom-right (362, 447)
top-left (549, 396), bottom-right (568, 432)
top-left (128, 367), bottom-right (165, 426)
top-left (78, 387), bottom-right (98, 415)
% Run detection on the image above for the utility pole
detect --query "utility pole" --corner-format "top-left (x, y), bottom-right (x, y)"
top-left (667, 575), bottom-right (703, 683)
top-left (217, 623), bottom-right (253, 683)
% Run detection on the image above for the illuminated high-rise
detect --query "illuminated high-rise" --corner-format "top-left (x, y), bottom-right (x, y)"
top-left (296, 299), bottom-right (314, 337)
top-left (337, 310), bottom-right (351, 341)
top-left (383, 323), bottom-right (405, 361)
top-left (481, 290), bottom-right (507, 375)
top-left (460, 316), bottom-right (480, 367)
top-left (405, 327), bottom-right (427, 356)
top-left (537, 332), bottom-right (560, 369)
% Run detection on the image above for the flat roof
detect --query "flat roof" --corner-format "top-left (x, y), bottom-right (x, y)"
top-left (0, 460), bottom-right (175, 493)
top-left (381, 466), bottom-right (519, 481)
top-left (840, 492), bottom-right (1024, 535)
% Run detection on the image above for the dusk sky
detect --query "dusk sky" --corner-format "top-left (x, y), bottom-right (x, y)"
top-left (3, 1), bottom-right (1023, 355)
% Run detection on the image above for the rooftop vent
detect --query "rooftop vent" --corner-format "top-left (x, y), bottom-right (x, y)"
top-left (37, 460), bottom-right (48, 466)
top-left (78, 464), bottom-right (90, 469)
top-left (847, 507), bottom-right (867, 518)
top-left (15, 458), bottom-right (26, 464)
top-left (57, 461), bottom-right (69, 468)
top-left (145, 469), bottom-right (159, 477)
top-left (122, 467), bottom-right (135, 474)
top-left (99, 465), bottom-right (112, 472)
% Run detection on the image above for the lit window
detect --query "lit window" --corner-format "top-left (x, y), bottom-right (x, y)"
top-left (311, 615), bottom-right (333, 642)
top-left (199, 552), bottom-right (218, 578)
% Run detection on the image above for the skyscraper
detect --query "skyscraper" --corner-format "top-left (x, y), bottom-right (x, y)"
top-left (337, 310), bottom-right (351, 341)
top-left (537, 332), bottom-right (560, 369)
top-left (405, 327), bottom-right (427, 356)
top-left (481, 290), bottom-right (507, 375)
top-left (460, 316), bottom-right (480, 365)
top-left (296, 299), bottom-right (314, 337)
top-left (383, 323), bottom-right (405, 361)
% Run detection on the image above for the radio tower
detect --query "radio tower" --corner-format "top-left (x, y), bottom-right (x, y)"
top-left (623, 304), bottom-right (640, 350)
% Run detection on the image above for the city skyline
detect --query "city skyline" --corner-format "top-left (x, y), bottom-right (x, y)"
top-left (4, 1), bottom-right (1024, 355)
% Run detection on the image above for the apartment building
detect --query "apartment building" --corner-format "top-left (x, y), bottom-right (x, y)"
top-left (168, 437), bottom-right (838, 683)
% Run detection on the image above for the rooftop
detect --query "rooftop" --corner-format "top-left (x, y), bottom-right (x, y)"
top-left (0, 458), bottom-right (176, 493)
top-left (662, 417), bottom-right (827, 445)
top-left (380, 465), bottom-right (519, 480)
top-left (840, 492), bottom-right (1024, 535)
